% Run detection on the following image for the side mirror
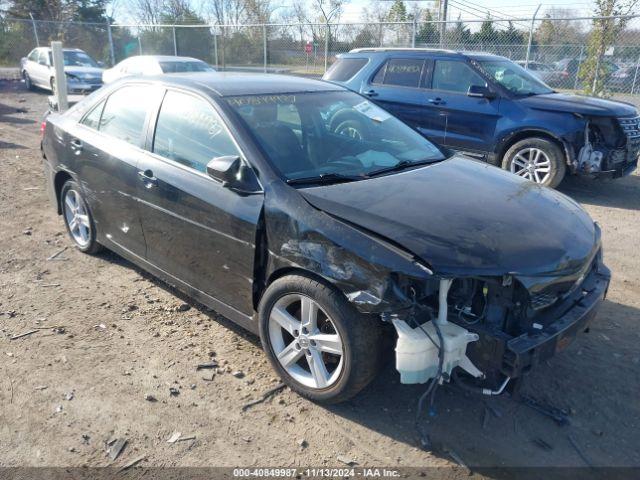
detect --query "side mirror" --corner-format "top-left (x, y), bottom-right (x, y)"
top-left (206, 155), bottom-right (241, 187)
top-left (467, 85), bottom-right (495, 99)
top-left (97, 61), bottom-right (105, 68)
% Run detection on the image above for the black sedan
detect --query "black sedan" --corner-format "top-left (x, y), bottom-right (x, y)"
top-left (42, 73), bottom-right (610, 403)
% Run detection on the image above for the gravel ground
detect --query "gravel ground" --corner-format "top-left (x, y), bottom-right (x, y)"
top-left (1, 78), bottom-right (639, 475)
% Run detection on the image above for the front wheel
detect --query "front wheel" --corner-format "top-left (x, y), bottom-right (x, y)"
top-left (502, 137), bottom-right (566, 188)
top-left (23, 71), bottom-right (34, 90)
top-left (61, 180), bottom-right (102, 254)
top-left (258, 274), bottom-right (383, 403)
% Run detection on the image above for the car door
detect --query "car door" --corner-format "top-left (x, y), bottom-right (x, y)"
top-left (70, 84), bottom-right (160, 256)
top-left (359, 57), bottom-right (436, 135)
top-left (425, 59), bottom-right (502, 154)
top-left (135, 88), bottom-right (263, 315)
top-left (33, 49), bottom-right (51, 87)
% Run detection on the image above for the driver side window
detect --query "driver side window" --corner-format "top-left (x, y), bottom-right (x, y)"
top-left (432, 60), bottom-right (486, 94)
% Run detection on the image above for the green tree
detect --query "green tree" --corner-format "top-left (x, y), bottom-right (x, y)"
top-left (474, 14), bottom-right (497, 46)
top-left (447, 15), bottom-right (471, 46)
top-left (580, 0), bottom-right (639, 96)
top-left (416, 9), bottom-right (438, 45)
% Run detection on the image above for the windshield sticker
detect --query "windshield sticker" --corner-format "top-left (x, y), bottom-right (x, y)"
top-left (227, 95), bottom-right (297, 107)
top-left (353, 101), bottom-right (392, 123)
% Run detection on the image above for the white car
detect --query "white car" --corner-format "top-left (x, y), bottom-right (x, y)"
top-left (514, 60), bottom-right (562, 86)
top-left (20, 47), bottom-right (104, 94)
top-left (102, 55), bottom-right (215, 84)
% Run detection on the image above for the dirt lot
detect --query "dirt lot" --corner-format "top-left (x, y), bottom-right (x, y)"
top-left (1, 78), bottom-right (639, 475)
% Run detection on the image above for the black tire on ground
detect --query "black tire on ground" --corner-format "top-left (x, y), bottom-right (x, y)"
top-left (258, 274), bottom-right (383, 404)
top-left (23, 71), bottom-right (34, 91)
top-left (501, 137), bottom-right (567, 188)
top-left (50, 77), bottom-right (56, 94)
top-left (60, 180), bottom-right (103, 254)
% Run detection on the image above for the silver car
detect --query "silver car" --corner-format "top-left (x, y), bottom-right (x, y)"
top-left (20, 47), bottom-right (104, 94)
top-left (101, 55), bottom-right (215, 84)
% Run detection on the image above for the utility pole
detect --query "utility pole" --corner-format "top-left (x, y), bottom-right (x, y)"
top-left (439, 0), bottom-right (448, 48)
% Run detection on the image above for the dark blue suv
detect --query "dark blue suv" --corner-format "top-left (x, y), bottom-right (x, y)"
top-left (323, 48), bottom-right (640, 187)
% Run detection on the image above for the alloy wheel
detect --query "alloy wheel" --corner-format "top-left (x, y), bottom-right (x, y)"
top-left (510, 147), bottom-right (552, 184)
top-left (268, 294), bottom-right (344, 389)
top-left (63, 188), bottom-right (91, 247)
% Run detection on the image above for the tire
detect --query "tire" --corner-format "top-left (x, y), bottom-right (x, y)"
top-left (60, 180), bottom-right (102, 254)
top-left (258, 274), bottom-right (383, 404)
top-left (23, 71), bottom-right (34, 91)
top-left (50, 77), bottom-right (56, 94)
top-left (502, 137), bottom-right (566, 188)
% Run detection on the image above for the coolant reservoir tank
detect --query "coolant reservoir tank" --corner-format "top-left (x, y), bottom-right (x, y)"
top-left (392, 319), bottom-right (482, 384)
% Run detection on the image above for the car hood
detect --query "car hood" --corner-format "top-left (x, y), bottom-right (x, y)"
top-left (298, 157), bottom-right (597, 276)
top-left (64, 66), bottom-right (103, 78)
top-left (519, 92), bottom-right (637, 117)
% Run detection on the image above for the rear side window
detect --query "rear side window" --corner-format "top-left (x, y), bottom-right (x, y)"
top-left (80, 100), bottom-right (105, 130)
top-left (99, 85), bottom-right (155, 145)
top-left (432, 60), bottom-right (486, 94)
top-left (153, 91), bottom-right (239, 173)
top-left (324, 58), bottom-right (368, 81)
top-left (372, 58), bottom-right (425, 88)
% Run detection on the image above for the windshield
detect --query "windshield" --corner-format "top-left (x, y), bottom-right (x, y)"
top-left (61, 51), bottom-right (99, 67)
top-left (479, 60), bottom-right (553, 96)
top-left (160, 61), bottom-right (214, 73)
top-left (225, 91), bottom-right (445, 183)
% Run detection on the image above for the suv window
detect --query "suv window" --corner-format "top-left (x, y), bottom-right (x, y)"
top-left (432, 60), bottom-right (486, 93)
top-left (373, 58), bottom-right (424, 88)
top-left (324, 58), bottom-right (368, 82)
top-left (153, 90), bottom-right (239, 173)
top-left (99, 85), bottom-right (155, 145)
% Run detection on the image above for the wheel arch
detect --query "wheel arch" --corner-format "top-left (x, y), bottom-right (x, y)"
top-left (496, 129), bottom-right (572, 168)
top-left (53, 170), bottom-right (73, 215)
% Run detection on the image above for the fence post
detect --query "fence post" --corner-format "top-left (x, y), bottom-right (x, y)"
top-left (29, 12), bottom-right (40, 47)
top-left (173, 26), bottom-right (177, 55)
top-left (213, 27), bottom-right (219, 69)
top-left (263, 24), bottom-right (268, 73)
top-left (51, 41), bottom-right (68, 112)
top-left (138, 36), bottom-right (142, 55)
top-left (631, 54), bottom-right (640, 95)
top-left (525, 4), bottom-right (541, 68)
top-left (411, 19), bottom-right (416, 48)
top-left (107, 23), bottom-right (116, 66)
top-left (593, 53), bottom-right (601, 93)
top-left (324, 23), bottom-right (329, 73)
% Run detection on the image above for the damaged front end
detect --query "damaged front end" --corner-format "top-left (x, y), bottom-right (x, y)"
top-left (391, 244), bottom-right (611, 391)
top-left (574, 114), bottom-right (640, 178)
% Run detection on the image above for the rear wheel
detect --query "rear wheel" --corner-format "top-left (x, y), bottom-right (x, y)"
top-left (259, 274), bottom-right (383, 403)
top-left (502, 137), bottom-right (566, 188)
top-left (61, 180), bottom-right (102, 254)
top-left (23, 71), bottom-right (34, 90)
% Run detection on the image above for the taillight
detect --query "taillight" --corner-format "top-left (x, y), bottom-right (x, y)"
top-left (40, 120), bottom-right (46, 138)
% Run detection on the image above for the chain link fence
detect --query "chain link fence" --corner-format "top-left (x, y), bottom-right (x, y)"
top-left (2, 14), bottom-right (640, 97)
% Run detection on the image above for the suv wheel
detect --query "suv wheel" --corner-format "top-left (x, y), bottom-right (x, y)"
top-left (502, 137), bottom-right (566, 188)
top-left (258, 274), bottom-right (382, 403)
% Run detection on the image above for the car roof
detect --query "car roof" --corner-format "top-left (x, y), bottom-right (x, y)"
top-left (37, 47), bottom-right (85, 52)
top-left (345, 48), bottom-right (506, 61)
top-left (139, 72), bottom-right (345, 97)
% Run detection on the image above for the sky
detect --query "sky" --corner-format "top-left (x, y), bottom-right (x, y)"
top-left (337, 0), bottom-right (598, 23)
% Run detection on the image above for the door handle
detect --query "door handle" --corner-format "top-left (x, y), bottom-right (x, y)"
top-left (363, 89), bottom-right (378, 97)
top-left (70, 138), bottom-right (83, 154)
top-left (427, 97), bottom-right (445, 105)
top-left (138, 170), bottom-right (158, 187)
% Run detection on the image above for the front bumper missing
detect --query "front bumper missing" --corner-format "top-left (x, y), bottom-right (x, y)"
top-left (464, 266), bottom-right (611, 380)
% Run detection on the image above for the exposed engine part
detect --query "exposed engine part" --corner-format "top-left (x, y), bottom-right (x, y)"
top-left (437, 278), bottom-right (453, 325)
top-left (451, 369), bottom-right (510, 396)
top-left (577, 121), bottom-right (604, 174)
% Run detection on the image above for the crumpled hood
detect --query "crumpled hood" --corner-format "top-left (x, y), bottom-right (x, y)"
top-left (519, 92), bottom-right (637, 117)
top-left (299, 157), bottom-right (598, 276)
top-left (64, 66), bottom-right (103, 79)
